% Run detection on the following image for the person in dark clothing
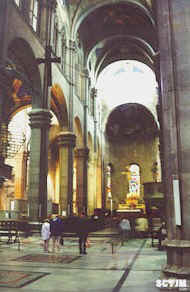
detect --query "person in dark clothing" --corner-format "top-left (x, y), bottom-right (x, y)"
top-left (50, 215), bottom-right (63, 252)
top-left (77, 213), bottom-right (89, 255)
top-left (158, 221), bottom-right (167, 250)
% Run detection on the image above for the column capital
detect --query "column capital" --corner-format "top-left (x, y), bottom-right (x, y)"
top-left (28, 109), bottom-right (52, 129)
top-left (56, 131), bottom-right (76, 148)
top-left (75, 147), bottom-right (89, 159)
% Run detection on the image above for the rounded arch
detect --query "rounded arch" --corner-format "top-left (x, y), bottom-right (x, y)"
top-left (90, 35), bottom-right (156, 80)
top-left (8, 104), bottom-right (31, 122)
top-left (71, 0), bottom-right (155, 40)
top-left (7, 37), bottom-right (42, 107)
top-left (72, 1), bottom-right (157, 87)
top-left (74, 116), bottom-right (83, 148)
top-left (3, 107), bottom-right (32, 207)
top-left (97, 60), bottom-right (158, 133)
top-left (51, 84), bottom-right (69, 129)
top-left (7, 106), bottom-right (31, 154)
top-left (105, 103), bottom-right (159, 141)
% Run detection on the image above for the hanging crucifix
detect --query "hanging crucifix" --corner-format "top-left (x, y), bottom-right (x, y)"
top-left (36, 45), bottom-right (61, 87)
top-left (36, 45), bottom-right (61, 108)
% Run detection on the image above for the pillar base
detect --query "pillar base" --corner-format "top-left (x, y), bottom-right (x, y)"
top-left (11, 199), bottom-right (28, 219)
top-left (163, 264), bottom-right (190, 277)
top-left (158, 271), bottom-right (190, 291)
top-left (163, 239), bottom-right (190, 278)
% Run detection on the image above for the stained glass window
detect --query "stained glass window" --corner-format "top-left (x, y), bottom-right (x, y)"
top-left (106, 165), bottom-right (112, 198)
top-left (129, 164), bottom-right (140, 196)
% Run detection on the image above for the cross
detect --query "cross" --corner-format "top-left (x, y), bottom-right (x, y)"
top-left (36, 45), bottom-right (61, 87)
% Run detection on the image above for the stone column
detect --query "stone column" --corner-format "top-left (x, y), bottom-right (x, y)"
top-left (75, 148), bottom-right (89, 215)
top-left (38, 0), bottom-right (56, 46)
top-left (27, 109), bottom-right (52, 221)
top-left (81, 69), bottom-right (89, 145)
top-left (68, 40), bottom-right (76, 131)
top-left (154, 54), bottom-right (165, 183)
top-left (91, 88), bottom-right (98, 152)
top-left (156, 0), bottom-right (190, 277)
top-left (0, 1), bottom-right (11, 185)
top-left (56, 132), bottom-right (76, 216)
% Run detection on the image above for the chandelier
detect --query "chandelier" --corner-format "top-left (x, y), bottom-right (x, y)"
top-left (0, 124), bottom-right (26, 159)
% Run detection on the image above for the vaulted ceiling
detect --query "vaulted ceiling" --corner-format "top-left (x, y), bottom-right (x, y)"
top-left (76, 1), bottom-right (157, 80)
top-left (74, 0), bottom-right (158, 138)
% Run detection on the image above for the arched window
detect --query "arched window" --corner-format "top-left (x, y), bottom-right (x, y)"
top-left (128, 164), bottom-right (140, 196)
top-left (52, 15), bottom-right (59, 55)
top-left (61, 31), bottom-right (66, 74)
top-left (29, 0), bottom-right (39, 32)
top-left (106, 164), bottom-right (112, 198)
top-left (14, 0), bottom-right (21, 8)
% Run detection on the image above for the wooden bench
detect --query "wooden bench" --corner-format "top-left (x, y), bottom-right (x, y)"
top-left (0, 220), bottom-right (21, 249)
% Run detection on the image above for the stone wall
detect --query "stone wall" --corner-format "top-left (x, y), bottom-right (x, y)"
top-left (105, 135), bottom-right (160, 209)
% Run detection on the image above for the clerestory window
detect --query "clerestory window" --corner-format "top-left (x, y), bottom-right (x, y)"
top-left (29, 0), bottom-right (39, 32)
top-left (61, 32), bottom-right (66, 74)
top-left (52, 16), bottom-right (59, 55)
top-left (14, 0), bottom-right (21, 7)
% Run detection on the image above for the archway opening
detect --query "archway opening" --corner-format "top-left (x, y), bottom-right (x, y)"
top-left (96, 60), bottom-right (161, 213)
top-left (97, 60), bottom-right (158, 119)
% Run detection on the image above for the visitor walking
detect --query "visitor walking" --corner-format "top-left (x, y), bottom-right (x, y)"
top-left (77, 212), bottom-right (89, 255)
top-left (50, 215), bottom-right (63, 252)
top-left (119, 218), bottom-right (131, 246)
top-left (41, 219), bottom-right (51, 252)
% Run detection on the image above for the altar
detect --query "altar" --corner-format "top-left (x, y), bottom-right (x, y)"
top-left (117, 203), bottom-right (145, 213)
top-left (116, 203), bottom-right (145, 220)
top-left (117, 165), bottom-right (145, 213)
top-left (116, 191), bottom-right (146, 225)
top-left (117, 191), bottom-right (146, 214)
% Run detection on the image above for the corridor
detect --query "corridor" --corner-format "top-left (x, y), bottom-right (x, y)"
top-left (0, 228), bottom-right (168, 292)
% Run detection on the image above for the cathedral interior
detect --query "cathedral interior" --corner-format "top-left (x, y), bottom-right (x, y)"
top-left (0, 0), bottom-right (190, 290)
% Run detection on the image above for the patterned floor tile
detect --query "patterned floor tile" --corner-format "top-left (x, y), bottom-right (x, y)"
top-left (0, 270), bottom-right (49, 288)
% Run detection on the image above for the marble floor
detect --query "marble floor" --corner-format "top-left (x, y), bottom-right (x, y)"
top-left (0, 228), bottom-right (180, 292)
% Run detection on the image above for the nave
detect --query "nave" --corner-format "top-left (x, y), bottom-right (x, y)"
top-left (0, 227), bottom-right (170, 292)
